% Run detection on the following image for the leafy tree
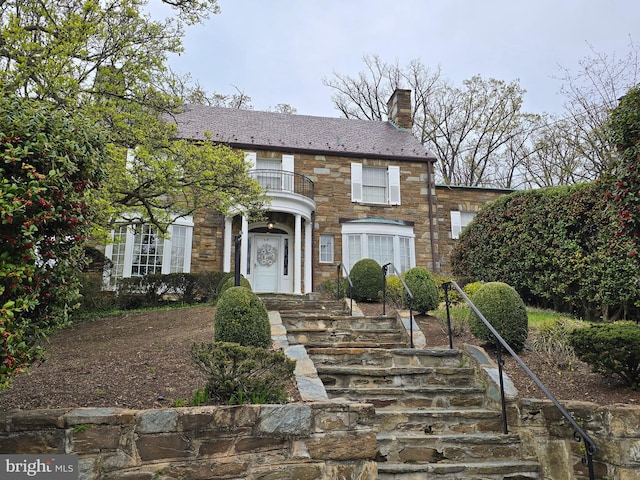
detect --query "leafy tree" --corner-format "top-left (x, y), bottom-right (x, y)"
top-left (0, 0), bottom-right (264, 233)
top-left (0, 0), bottom-right (264, 386)
top-left (324, 54), bottom-right (537, 188)
top-left (0, 95), bottom-right (105, 387)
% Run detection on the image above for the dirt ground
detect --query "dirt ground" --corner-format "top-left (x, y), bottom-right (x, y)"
top-left (0, 303), bottom-right (637, 411)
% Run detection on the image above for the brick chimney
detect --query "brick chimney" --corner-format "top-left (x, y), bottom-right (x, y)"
top-left (387, 88), bottom-right (412, 130)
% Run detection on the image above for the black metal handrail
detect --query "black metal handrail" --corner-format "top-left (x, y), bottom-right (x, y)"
top-left (382, 263), bottom-right (415, 348)
top-left (249, 169), bottom-right (315, 200)
top-left (336, 263), bottom-right (354, 314)
top-left (443, 281), bottom-right (597, 480)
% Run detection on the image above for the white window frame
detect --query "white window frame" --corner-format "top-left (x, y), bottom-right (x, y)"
top-left (450, 211), bottom-right (476, 239)
top-left (341, 222), bottom-right (415, 273)
top-left (104, 216), bottom-right (193, 283)
top-left (351, 163), bottom-right (401, 205)
top-left (319, 234), bottom-right (334, 263)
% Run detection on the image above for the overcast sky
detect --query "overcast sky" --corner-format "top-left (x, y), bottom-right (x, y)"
top-left (163, 0), bottom-right (639, 118)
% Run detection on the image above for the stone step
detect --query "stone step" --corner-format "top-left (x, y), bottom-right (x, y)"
top-left (316, 365), bottom-right (476, 388)
top-left (287, 329), bottom-right (407, 348)
top-left (376, 432), bottom-right (524, 464)
top-left (326, 385), bottom-right (487, 409)
top-left (261, 296), bottom-right (346, 313)
top-left (281, 314), bottom-right (400, 330)
top-left (375, 408), bottom-right (503, 434)
top-left (308, 347), bottom-right (463, 368)
top-left (377, 460), bottom-right (541, 479)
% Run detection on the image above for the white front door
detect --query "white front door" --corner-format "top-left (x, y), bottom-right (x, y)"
top-left (252, 235), bottom-right (281, 292)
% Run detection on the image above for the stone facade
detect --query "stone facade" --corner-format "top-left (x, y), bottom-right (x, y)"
top-left (0, 402), bottom-right (377, 480)
top-left (190, 148), bottom-right (439, 291)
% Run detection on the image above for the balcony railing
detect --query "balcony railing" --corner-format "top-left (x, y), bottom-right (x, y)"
top-left (250, 169), bottom-right (314, 200)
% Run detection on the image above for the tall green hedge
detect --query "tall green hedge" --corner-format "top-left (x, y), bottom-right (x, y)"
top-left (451, 183), bottom-right (639, 320)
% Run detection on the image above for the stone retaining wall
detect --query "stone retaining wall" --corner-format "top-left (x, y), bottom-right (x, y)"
top-left (0, 402), bottom-right (377, 480)
top-left (515, 399), bottom-right (640, 480)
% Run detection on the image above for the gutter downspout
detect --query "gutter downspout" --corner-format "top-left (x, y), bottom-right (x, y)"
top-left (427, 160), bottom-right (438, 272)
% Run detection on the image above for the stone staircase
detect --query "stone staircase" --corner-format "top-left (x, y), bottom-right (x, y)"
top-left (261, 294), bottom-right (542, 479)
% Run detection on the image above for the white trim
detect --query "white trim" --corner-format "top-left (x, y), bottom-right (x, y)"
top-left (351, 162), bottom-right (363, 202)
top-left (388, 165), bottom-right (401, 205)
top-left (282, 154), bottom-right (295, 172)
top-left (282, 154), bottom-right (294, 192)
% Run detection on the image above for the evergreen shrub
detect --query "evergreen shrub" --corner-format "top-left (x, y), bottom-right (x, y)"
top-left (467, 281), bottom-right (529, 352)
top-left (214, 286), bottom-right (271, 348)
top-left (191, 341), bottom-right (295, 404)
top-left (218, 274), bottom-right (251, 297)
top-left (433, 273), bottom-right (462, 305)
top-left (404, 267), bottom-right (439, 314)
top-left (350, 258), bottom-right (382, 302)
top-left (463, 281), bottom-right (484, 300)
top-left (569, 322), bottom-right (640, 390)
top-left (385, 275), bottom-right (405, 308)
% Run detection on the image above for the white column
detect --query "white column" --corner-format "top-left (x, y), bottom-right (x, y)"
top-left (240, 216), bottom-right (249, 277)
top-left (294, 214), bottom-right (302, 294)
top-left (304, 219), bottom-right (312, 293)
top-left (223, 216), bottom-right (232, 272)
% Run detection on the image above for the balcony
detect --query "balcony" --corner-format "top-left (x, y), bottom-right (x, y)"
top-left (250, 169), bottom-right (315, 201)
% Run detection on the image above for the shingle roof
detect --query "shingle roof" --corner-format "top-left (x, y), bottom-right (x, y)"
top-left (170, 105), bottom-right (436, 162)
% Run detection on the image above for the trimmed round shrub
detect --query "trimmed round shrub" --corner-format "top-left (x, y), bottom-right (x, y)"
top-left (350, 258), bottom-right (382, 302)
top-left (218, 274), bottom-right (251, 297)
top-left (404, 267), bottom-right (439, 314)
top-left (467, 282), bottom-right (528, 352)
top-left (214, 287), bottom-right (271, 348)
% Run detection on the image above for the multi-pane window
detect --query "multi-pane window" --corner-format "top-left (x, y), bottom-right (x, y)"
top-left (256, 158), bottom-right (282, 190)
top-left (341, 221), bottom-right (415, 274)
top-left (105, 218), bottom-right (193, 285)
top-left (347, 234), bottom-right (362, 270)
top-left (170, 225), bottom-right (188, 272)
top-left (362, 167), bottom-right (387, 203)
top-left (110, 226), bottom-right (128, 279)
top-left (450, 211), bottom-right (476, 239)
top-left (132, 225), bottom-right (164, 276)
top-left (399, 237), bottom-right (412, 273)
top-left (351, 163), bottom-right (401, 205)
top-left (368, 235), bottom-right (394, 266)
top-left (319, 235), bottom-right (334, 263)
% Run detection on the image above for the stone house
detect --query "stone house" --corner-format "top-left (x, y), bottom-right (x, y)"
top-left (104, 89), bottom-right (512, 293)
